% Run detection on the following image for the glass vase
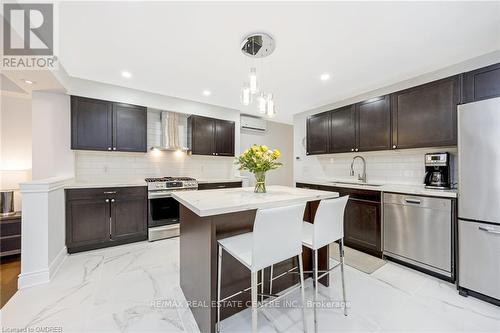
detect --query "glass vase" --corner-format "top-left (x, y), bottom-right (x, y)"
top-left (254, 171), bottom-right (266, 193)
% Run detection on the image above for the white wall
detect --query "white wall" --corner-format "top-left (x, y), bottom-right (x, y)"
top-left (0, 92), bottom-right (33, 210)
top-left (240, 120), bottom-right (293, 186)
top-left (31, 92), bottom-right (74, 180)
top-left (294, 52), bottom-right (500, 185)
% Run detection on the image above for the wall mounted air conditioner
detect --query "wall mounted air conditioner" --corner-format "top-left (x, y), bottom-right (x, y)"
top-left (240, 115), bottom-right (267, 132)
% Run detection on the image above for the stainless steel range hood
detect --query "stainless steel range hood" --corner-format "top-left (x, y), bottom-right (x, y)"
top-left (150, 110), bottom-right (189, 151)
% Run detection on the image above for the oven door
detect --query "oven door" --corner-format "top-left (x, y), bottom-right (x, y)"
top-left (148, 195), bottom-right (180, 228)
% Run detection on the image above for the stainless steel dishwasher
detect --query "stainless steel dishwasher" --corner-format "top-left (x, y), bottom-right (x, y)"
top-left (383, 193), bottom-right (453, 278)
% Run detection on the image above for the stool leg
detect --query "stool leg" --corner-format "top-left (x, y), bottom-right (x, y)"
top-left (339, 239), bottom-right (348, 316)
top-left (217, 245), bottom-right (223, 332)
top-left (251, 271), bottom-right (258, 333)
top-left (298, 254), bottom-right (308, 333)
top-left (313, 249), bottom-right (318, 333)
top-left (269, 265), bottom-right (273, 295)
top-left (261, 269), bottom-right (264, 304)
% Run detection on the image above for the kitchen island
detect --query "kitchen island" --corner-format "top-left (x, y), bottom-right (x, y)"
top-left (172, 185), bottom-right (339, 333)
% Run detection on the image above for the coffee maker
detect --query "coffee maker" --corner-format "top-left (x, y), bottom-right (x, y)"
top-left (424, 152), bottom-right (453, 189)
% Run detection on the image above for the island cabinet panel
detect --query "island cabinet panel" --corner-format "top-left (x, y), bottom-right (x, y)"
top-left (356, 95), bottom-right (391, 151)
top-left (391, 76), bottom-right (460, 149)
top-left (306, 111), bottom-right (330, 155)
top-left (188, 115), bottom-right (235, 156)
top-left (71, 96), bottom-right (147, 152)
top-left (330, 105), bottom-right (356, 153)
top-left (66, 187), bottom-right (147, 253)
top-left (112, 103), bottom-right (147, 152)
top-left (462, 63), bottom-right (500, 103)
top-left (197, 181), bottom-right (242, 190)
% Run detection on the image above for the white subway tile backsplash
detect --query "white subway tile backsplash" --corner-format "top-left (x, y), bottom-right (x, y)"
top-left (297, 147), bottom-right (458, 186)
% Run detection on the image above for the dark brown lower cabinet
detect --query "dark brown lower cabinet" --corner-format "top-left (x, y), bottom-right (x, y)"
top-left (197, 181), bottom-right (242, 190)
top-left (296, 183), bottom-right (382, 257)
top-left (66, 186), bottom-right (147, 253)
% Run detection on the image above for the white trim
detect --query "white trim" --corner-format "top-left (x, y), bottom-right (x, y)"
top-left (49, 246), bottom-right (67, 280)
top-left (20, 176), bottom-right (74, 193)
top-left (18, 268), bottom-right (50, 289)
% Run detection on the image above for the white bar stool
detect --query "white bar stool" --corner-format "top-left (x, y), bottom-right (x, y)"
top-left (216, 203), bottom-right (308, 333)
top-left (269, 196), bottom-right (349, 333)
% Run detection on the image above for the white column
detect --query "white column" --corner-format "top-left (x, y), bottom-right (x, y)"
top-left (18, 176), bottom-right (73, 289)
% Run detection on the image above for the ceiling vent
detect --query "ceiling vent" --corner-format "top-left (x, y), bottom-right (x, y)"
top-left (241, 115), bottom-right (267, 132)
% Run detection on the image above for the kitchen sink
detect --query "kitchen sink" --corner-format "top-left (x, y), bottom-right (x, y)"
top-left (330, 181), bottom-right (384, 187)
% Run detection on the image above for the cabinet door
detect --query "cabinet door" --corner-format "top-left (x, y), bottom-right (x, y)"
top-left (330, 105), bottom-right (356, 153)
top-left (391, 76), bottom-right (460, 149)
top-left (113, 103), bottom-right (147, 152)
top-left (71, 96), bottom-right (113, 151)
top-left (66, 198), bottom-right (110, 250)
top-left (344, 198), bottom-right (381, 257)
top-left (215, 119), bottom-right (235, 156)
top-left (462, 63), bottom-right (500, 103)
top-left (356, 96), bottom-right (391, 151)
top-left (306, 112), bottom-right (330, 155)
top-left (190, 116), bottom-right (215, 155)
top-left (111, 191), bottom-right (147, 241)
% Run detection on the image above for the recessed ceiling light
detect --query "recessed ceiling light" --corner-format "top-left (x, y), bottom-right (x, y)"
top-left (202, 90), bottom-right (211, 96)
top-left (320, 73), bottom-right (330, 81)
top-left (121, 71), bottom-right (132, 78)
top-left (22, 79), bottom-right (35, 84)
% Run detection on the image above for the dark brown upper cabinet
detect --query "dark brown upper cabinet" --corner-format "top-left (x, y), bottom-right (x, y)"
top-left (306, 111), bottom-right (330, 155)
top-left (462, 63), bottom-right (500, 103)
top-left (330, 105), bottom-right (356, 153)
top-left (188, 115), bottom-right (235, 156)
top-left (71, 96), bottom-right (147, 152)
top-left (391, 76), bottom-right (460, 150)
top-left (71, 96), bottom-right (113, 151)
top-left (356, 95), bottom-right (391, 152)
top-left (112, 103), bottom-right (147, 152)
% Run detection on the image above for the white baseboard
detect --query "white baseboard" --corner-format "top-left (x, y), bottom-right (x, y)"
top-left (18, 268), bottom-right (50, 289)
top-left (49, 246), bottom-right (67, 280)
top-left (18, 246), bottom-right (68, 289)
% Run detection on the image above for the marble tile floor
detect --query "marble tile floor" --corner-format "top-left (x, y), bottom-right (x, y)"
top-left (1, 238), bottom-right (499, 333)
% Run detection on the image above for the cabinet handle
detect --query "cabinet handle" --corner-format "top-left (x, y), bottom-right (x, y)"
top-left (103, 191), bottom-right (117, 194)
top-left (105, 199), bottom-right (110, 202)
top-left (355, 148), bottom-right (359, 152)
top-left (107, 147), bottom-right (112, 151)
top-left (111, 199), bottom-right (115, 203)
top-left (113, 147), bottom-right (117, 151)
top-left (393, 145), bottom-right (397, 149)
top-left (405, 199), bottom-right (421, 205)
top-left (479, 226), bottom-right (500, 235)
top-left (217, 185), bottom-right (226, 188)
top-left (351, 148), bottom-right (354, 152)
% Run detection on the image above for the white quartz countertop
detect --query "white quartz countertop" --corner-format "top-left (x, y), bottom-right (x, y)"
top-left (196, 178), bottom-right (243, 184)
top-left (172, 185), bottom-right (339, 217)
top-left (65, 181), bottom-right (147, 189)
top-left (296, 179), bottom-right (457, 198)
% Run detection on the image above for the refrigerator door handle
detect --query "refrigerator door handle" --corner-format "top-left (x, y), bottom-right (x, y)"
top-left (478, 226), bottom-right (500, 235)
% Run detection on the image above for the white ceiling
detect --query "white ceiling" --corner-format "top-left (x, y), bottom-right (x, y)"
top-left (59, 1), bottom-right (500, 123)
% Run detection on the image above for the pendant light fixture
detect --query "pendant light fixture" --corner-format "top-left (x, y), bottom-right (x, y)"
top-left (241, 82), bottom-right (251, 106)
top-left (240, 33), bottom-right (276, 117)
top-left (258, 92), bottom-right (266, 114)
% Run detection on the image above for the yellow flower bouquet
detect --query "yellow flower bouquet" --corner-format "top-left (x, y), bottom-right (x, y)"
top-left (235, 144), bottom-right (283, 193)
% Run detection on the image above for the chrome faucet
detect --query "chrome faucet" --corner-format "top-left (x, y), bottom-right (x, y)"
top-left (350, 155), bottom-right (367, 183)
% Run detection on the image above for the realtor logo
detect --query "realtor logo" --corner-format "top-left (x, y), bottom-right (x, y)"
top-left (3, 3), bottom-right (53, 55)
top-left (2, 2), bottom-right (57, 70)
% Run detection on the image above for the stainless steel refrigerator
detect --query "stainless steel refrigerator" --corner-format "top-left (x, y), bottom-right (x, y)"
top-left (458, 97), bottom-right (500, 304)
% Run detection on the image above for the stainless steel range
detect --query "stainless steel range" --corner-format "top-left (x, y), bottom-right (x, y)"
top-left (146, 177), bottom-right (198, 241)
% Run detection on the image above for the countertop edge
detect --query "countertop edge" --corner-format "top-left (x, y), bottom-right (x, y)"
top-left (295, 179), bottom-right (457, 198)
